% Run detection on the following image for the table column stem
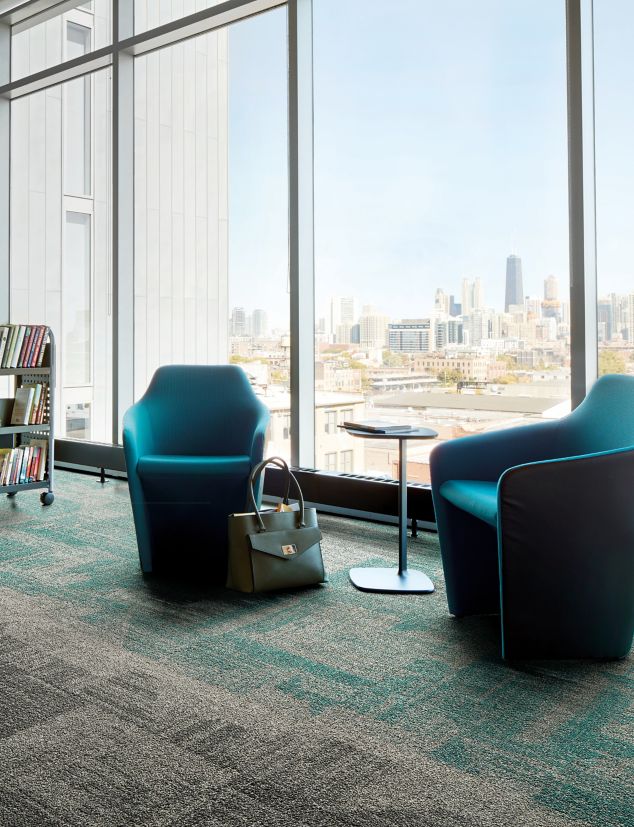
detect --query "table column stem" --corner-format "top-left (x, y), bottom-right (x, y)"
top-left (398, 437), bottom-right (408, 574)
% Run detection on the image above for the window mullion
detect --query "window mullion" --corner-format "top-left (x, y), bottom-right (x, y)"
top-left (0, 20), bottom-right (8, 323)
top-left (567, 0), bottom-right (598, 406)
top-left (289, 0), bottom-right (315, 468)
top-left (112, 0), bottom-right (134, 443)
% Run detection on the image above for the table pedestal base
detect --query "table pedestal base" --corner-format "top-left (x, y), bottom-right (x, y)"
top-left (349, 566), bottom-right (434, 594)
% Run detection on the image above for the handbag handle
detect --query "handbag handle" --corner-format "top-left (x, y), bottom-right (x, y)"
top-left (247, 456), bottom-right (305, 531)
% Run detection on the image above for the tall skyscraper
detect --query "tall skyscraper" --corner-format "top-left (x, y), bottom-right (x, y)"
top-left (461, 277), bottom-right (483, 315)
top-left (505, 254), bottom-right (524, 312)
top-left (251, 309), bottom-right (268, 338)
top-left (434, 288), bottom-right (450, 314)
top-left (329, 296), bottom-right (357, 342)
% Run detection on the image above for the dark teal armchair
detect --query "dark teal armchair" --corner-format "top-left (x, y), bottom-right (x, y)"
top-left (430, 374), bottom-right (634, 660)
top-left (123, 365), bottom-right (269, 579)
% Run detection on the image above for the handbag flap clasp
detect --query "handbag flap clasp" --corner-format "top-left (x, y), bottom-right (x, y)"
top-left (248, 526), bottom-right (322, 560)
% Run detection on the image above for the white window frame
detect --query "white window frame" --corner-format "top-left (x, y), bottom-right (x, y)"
top-left (0, 0), bottom-right (601, 470)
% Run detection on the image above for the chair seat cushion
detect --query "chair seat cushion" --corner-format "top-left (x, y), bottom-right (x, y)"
top-left (439, 479), bottom-right (498, 527)
top-left (137, 454), bottom-right (251, 478)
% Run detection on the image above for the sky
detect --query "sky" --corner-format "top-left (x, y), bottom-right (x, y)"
top-left (227, 0), bottom-right (634, 330)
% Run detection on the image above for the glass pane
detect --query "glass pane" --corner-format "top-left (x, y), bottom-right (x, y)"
top-left (314, 0), bottom-right (570, 481)
top-left (64, 24), bottom-right (91, 195)
top-left (11, 1), bottom-right (111, 82)
top-left (63, 212), bottom-right (91, 387)
top-left (134, 1), bottom-right (226, 34)
top-left (10, 69), bottom-right (113, 443)
top-left (594, 1), bottom-right (634, 377)
top-left (133, 8), bottom-right (289, 456)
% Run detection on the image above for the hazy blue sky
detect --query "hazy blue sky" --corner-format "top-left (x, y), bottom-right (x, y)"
top-left (228, 0), bottom-right (633, 329)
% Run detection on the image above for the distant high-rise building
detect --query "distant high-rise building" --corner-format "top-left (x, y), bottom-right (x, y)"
top-left (359, 306), bottom-right (389, 349)
top-left (627, 295), bottom-right (634, 344)
top-left (544, 275), bottom-right (559, 300)
top-left (388, 319), bottom-right (432, 353)
top-left (435, 319), bottom-right (463, 348)
top-left (251, 309), bottom-right (268, 338)
top-left (449, 296), bottom-right (462, 317)
top-left (329, 296), bottom-right (356, 342)
top-left (542, 274), bottom-right (561, 319)
top-left (525, 297), bottom-right (541, 319)
top-left (335, 323), bottom-right (352, 344)
top-left (505, 255), bottom-right (524, 312)
top-left (462, 277), bottom-right (483, 315)
top-left (434, 288), bottom-right (450, 314)
top-left (230, 307), bottom-right (247, 337)
top-left (597, 299), bottom-right (613, 343)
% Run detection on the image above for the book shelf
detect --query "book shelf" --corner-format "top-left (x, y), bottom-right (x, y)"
top-left (0, 327), bottom-right (55, 505)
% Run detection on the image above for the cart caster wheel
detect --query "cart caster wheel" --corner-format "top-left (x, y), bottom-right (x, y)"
top-left (40, 492), bottom-right (54, 506)
top-left (7, 492), bottom-right (16, 498)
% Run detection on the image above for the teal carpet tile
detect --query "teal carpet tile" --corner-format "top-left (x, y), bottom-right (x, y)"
top-left (0, 470), bottom-right (631, 826)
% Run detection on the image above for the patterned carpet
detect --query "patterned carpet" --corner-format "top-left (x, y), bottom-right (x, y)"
top-left (0, 470), bottom-right (632, 827)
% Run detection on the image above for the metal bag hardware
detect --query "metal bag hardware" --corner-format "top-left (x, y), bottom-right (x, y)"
top-left (227, 457), bottom-right (326, 593)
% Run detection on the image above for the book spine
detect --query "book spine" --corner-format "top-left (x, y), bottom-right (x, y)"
top-left (37, 445), bottom-right (48, 481)
top-left (25, 325), bottom-right (40, 368)
top-left (9, 450), bottom-right (18, 485)
top-left (32, 447), bottom-right (41, 482)
top-left (10, 326), bottom-right (26, 369)
top-left (40, 383), bottom-right (49, 424)
top-left (0, 452), bottom-right (8, 486)
top-left (0, 326), bottom-right (8, 365)
top-left (2, 326), bottom-right (17, 369)
top-left (17, 326), bottom-right (32, 368)
top-left (36, 329), bottom-right (50, 368)
top-left (30, 326), bottom-right (45, 368)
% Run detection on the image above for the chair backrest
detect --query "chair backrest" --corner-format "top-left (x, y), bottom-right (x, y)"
top-left (139, 364), bottom-right (268, 455)
top-left (563, 373), bottom-right (634, 455)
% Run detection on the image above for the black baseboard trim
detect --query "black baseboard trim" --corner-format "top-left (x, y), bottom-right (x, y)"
top-left (53, 439), bottom-right (437, 525)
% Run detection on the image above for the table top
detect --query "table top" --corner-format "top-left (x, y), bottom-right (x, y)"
top-left (343, 426), bottom-right (438, 440)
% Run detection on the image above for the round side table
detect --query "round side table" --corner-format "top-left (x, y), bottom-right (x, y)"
top-left (344, 426), bottom-right (438, 594)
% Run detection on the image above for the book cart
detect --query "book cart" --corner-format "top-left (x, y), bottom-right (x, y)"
top-left (0, 328), bottom-right (55, 505)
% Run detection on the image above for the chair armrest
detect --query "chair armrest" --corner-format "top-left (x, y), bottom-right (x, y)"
top-left (249, 404), bottom-right (270, 465)
top-left (497, 445), bottom-right (634, 658)
top-left (430, 418), bottom-right (564, 489)
top-left (122, 402), bottom-right (155, 471)
top-left (499, 443), bottom-right (634, 509)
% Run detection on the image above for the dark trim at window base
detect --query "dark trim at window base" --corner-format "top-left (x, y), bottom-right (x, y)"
top-left (264, 465), bottom-right (436, 525)
top-left (55, 438), bottom-right (127, 472)
top-left (53, 438), bottom-right (437, 524)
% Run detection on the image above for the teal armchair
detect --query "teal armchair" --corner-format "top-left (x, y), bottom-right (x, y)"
top-left (430, 374), bottom-right (634, 659)
top-left (123, 365), bottom-right (269, 579)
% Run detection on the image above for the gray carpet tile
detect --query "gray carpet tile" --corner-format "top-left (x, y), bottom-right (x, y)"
top-left (0, 470), bottom-right (631, 827)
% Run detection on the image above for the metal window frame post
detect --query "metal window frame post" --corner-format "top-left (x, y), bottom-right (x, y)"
top-left (112, 0), bottom-right (134, 442)
top-left (288, 0), bottom-right (315, 468)
top-left (567, 0), bottom-right (598, 407)
top-left (0, 20), bottom-right (9, 323)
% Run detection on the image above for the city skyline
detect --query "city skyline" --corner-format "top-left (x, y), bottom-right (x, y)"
top-left (228, 1), bottom-right (633, 330)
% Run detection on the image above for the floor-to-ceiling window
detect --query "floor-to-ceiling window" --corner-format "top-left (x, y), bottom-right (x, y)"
top-left (9, 2), bottom-right (112, 442)
top-left (594, 0), bottom-right (634, 375)
top-left (133, 4), bottom-right (289, 457)
top-left (312, 0), bottom-right (571, 482)
top-left (0, 0), bottom-right (621, 510)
